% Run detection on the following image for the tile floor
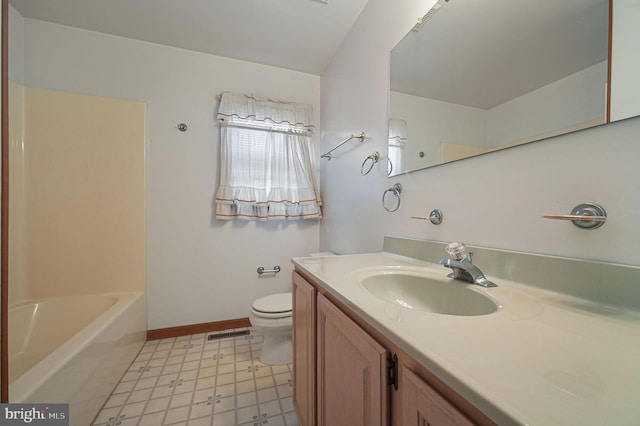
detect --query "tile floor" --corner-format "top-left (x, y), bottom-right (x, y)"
top-left (92, 328), bottom-right (299, 426)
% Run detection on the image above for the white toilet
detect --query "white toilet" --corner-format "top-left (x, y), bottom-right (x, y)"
top-left (249, 292), bottom-right (292, 365)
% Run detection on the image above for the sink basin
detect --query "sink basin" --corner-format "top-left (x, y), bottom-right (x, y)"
top-left (362, 272), bottom-right (500, 316)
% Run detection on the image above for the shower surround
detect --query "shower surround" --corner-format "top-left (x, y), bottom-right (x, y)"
top-left (8, 83), bottom-right (147, 425)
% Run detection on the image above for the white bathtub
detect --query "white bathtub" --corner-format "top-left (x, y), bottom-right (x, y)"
top-left (9, 292), bottom-right (146, 426)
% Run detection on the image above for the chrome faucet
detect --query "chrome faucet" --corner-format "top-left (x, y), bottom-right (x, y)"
top-left (439, 242), bottom-right (497, 288)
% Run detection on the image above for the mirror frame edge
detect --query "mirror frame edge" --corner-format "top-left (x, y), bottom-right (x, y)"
top-left (607, 0), bottom-right (613, 124)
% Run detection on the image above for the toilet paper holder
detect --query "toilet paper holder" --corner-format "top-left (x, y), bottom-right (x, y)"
top-left (257, 265), bottom-right (281, 275)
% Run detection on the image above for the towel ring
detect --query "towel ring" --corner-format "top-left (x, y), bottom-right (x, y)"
top-left (383, 183), bottom-right (402, 212)
top-left (361, 152), bottom-right (380, 175)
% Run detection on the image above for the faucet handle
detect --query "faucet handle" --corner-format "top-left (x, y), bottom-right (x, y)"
top-left (445, 242), bottom-right (467, 260)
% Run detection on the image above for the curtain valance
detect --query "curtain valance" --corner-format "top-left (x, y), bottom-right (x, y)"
top-left (217, 92), bottom-right (315, 133)
top-left (388, 117), bottom-right (407, 146)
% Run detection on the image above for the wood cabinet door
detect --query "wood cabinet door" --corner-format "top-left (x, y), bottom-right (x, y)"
top-left (401, 367), bottom-right (474, 426)
top-left (293, 272), bottom-right (317, 426)
top-left (316, 294), bottom-right (389, 426)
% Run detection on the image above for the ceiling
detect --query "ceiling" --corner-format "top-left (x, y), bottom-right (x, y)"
top-left (9, 0), bottom-right (369, 75)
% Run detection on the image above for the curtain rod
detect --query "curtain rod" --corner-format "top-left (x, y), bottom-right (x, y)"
top-left (220, 120), bottom-right (312, 137)
top-left (216, 93), bottom-right (302, 105)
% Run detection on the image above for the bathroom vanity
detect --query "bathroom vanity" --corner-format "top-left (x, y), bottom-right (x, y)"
top-left (291, 237), bottom-right (640, 425)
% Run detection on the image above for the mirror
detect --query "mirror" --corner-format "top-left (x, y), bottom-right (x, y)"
top-left (388, 0), bottom-right (610, 176)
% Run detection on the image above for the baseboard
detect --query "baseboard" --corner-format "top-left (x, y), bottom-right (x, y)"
top-left (146, 317), bottom-right (251, 341)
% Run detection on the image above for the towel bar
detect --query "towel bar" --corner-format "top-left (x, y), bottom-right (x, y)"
top-left (321, 132), bottom-right (365, 160)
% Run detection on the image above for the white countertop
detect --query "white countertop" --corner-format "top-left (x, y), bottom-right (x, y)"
top-left (292, 252), bottom-right (640, 426)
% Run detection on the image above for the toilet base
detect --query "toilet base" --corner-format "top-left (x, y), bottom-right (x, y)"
top-left (259, 333), bottom-right (292, 365)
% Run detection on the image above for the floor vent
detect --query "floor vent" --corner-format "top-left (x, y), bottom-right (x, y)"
top-left (207, 329), bottom-right (250, 340)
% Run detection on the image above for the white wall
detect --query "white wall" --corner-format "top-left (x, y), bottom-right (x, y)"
top-left (14, 13), bottom-right (321, 329)
top-left (320, 0), bottom-right (640, 267)
top-left (8, 6), bottom-right (23, 84)
top-left (611, 0), bottom-right (640, 121)
top-left (390, 61), bottom-right (607, 173)
top-left (390, 91), bottom-right (486, 170)
top-left (486, 62), bottom-right (608, 147)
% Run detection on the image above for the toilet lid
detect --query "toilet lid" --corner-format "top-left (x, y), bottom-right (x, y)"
top-left (252, 292), bottom-right (292, 314)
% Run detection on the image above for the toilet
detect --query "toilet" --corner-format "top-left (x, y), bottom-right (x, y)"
top-left (249, 292), bottom-right (293, 365)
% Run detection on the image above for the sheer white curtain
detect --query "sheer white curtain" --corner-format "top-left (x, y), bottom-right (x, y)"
top-left (215, 92), bottom-right (322, 220)
top-left (388, 117), bottom-right (407, 176)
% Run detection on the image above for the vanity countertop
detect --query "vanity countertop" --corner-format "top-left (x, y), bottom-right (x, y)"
top-left (292, 252), bottom-right (640, 426)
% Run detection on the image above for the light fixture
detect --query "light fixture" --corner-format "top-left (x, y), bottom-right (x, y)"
top-left (412, 0), bottom-right (449, 32)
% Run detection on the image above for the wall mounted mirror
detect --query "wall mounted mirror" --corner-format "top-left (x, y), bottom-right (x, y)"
top-left (388, 0), bottom-right (611, 176)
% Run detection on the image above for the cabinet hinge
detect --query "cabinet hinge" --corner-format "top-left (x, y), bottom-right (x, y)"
top-left (388, 353), bottom-right (399, 390)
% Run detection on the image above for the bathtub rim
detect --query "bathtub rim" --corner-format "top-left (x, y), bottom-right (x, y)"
top-left (9, 291), bottom-right (145, 403)
top-left (8, 293), bottom-right (120, 310)
top-left (8, 294), bottom-right (121, 364)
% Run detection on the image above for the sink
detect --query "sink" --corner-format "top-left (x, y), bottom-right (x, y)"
top-left (361, 272), bottom-right (500, 316)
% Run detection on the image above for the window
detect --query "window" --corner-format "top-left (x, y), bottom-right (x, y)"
top-left (215, 93), bottom-right (322, 220)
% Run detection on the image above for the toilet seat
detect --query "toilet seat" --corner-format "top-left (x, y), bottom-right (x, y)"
top-left (249, 292), bottom-right (293, 364)
top-left (251, 292), bottom-right (292, 319)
